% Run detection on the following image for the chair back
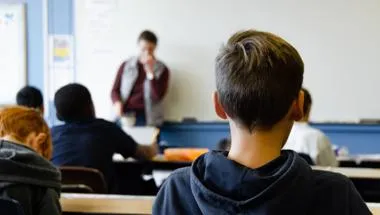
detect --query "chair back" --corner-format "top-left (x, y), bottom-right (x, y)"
top-left (60, 166), bottom-right (107, 193)
top-left (0, 198), bottom-right (24, 215)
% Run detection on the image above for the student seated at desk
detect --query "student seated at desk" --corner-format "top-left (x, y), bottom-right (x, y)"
top-left (153, 30), bottom-right (370, 214)
top-left (0, 106), bottom-right (61, 215)
top-left (283, 88), bottom-right (337, 166)
top-left (51, 84), bottom-right (158, 193)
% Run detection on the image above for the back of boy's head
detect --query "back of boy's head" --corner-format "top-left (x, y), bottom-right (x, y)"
top-left (16, 86), bottom-right (43, 110)
top-left (54, 83), bottom-right (95, 122)
top-left (302, 88), bottom-right (312, 115)
top-left (215, 30), bottom-right (304, 131)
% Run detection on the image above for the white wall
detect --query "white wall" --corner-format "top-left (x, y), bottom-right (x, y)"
top-left (75, 0), bottom-right (380, 122)
top-left (0, 3), bottom-right (26, 105)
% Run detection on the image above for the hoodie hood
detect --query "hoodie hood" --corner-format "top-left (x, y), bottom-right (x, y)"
top-left (0, 140), bottom-right (61, 191)
top-left (190, 150), bottom-right (313, 214)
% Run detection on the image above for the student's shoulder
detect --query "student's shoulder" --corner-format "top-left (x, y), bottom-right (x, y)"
top-left (159, 167), bottom-right (192, 195)
top-left (301, 125), bottom-right (326, 138)
top-left (94, 118), bottom-right (114, 125)
top-left (164, 167), bottom-right (192, 186)
top-left (154, 167), bottom-right (199, 214)
top-left (93, 118), bottom-right (120, 129)
top-left (312, 169), bottom-right (354, 193)
top-left (301, 126), bottom-right (330, 146)
top-left (311, 170), bottom-right (370, 214)
top-left (51, 123), bottom-right (69, 134)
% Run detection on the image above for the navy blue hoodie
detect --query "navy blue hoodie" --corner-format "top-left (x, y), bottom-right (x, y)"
top-left (153, 150), bottom-right (370, 215)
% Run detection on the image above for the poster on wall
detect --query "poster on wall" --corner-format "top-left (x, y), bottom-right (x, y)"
top-left (48, 34), bottom-right (75, 101)
top-left (49, 34), bottom-right (74, 68)
top-left (47, 34), bottom-right (75, 125)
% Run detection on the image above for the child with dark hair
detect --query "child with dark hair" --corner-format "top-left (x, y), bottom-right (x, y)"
top-left (284, 88), bottom-right (337, 166)
top-left (16, 86), bottom-right (44, 114)
top-left (153, 30), bottom-right (370, 214)
top-left (51, 83), bottom-right (158, 192)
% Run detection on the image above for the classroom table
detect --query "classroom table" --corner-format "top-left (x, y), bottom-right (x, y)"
top-left (338, 154), bottom-right (380, 168)
top-left (368, 203), bottom-right (380, 214)
top-left (61, 193), bottom-right (154, 215)
top-left (61, 193), bottom-right (380, 215)
top-left (313, 166), bottom-right (380, 179)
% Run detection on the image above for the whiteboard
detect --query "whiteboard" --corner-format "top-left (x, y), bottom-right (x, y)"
top-left (0, 3), bottom-right (26, 105)
top-left (75, 0), bottom-right (380, 122)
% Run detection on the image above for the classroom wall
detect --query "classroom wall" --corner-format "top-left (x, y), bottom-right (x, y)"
top-left (24, 0), bottom-right (43, 89)
top-left (160, 122), bottom-right (380, 154)
top-left (22, 1), bottom-right (380, 154)
top-left (15, 0), bottom-right (72, 124)
top-left (74, 0), bottom-right (380, 122)
top-left (11, 0), bottom-right (73, 125)
top-left (46, 0), bottom-right (73, 125)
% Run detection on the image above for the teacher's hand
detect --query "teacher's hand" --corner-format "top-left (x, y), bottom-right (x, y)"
top-left (114, 101), bottom-right (123, 117)
top-left (141, 55), bottom-right (156, 77)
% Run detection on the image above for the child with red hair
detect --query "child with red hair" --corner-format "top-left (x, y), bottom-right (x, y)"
top-left (0, 106), bottom-right (61, 215)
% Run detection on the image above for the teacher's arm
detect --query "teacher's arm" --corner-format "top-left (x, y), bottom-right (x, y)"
top-left (149, 67), bottom-right (170, 101)
top-left (111, 62), bottom-right (127, 116)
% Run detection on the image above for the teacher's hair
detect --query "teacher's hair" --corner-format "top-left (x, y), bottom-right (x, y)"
top-left (138, 30), bottom-right (158, 45)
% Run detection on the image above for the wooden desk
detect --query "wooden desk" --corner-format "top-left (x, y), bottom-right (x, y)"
top-left (338, 154), bottom-right (380, 162)
top-left (313, 166), bottom-right (380, 179)
top-left (61, 193), bottom-right (155, 214)
top-left (61, 193), bottom-right (380, 215)
top-left (338, 155), bottom-right (380, 168)
top-left (368, 203), bottom-right (380, 214)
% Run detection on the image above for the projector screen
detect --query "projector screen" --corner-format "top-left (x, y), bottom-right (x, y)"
top-left (75, 0), bottom-right (380, 122)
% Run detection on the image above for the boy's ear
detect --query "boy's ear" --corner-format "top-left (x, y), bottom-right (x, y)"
top-left (31, 133), bottom-right (47, 154)
top-left (291, 90), bottom-right (304, 121)
top-left (39, 106), bottom-right (44, 115)
top-left (212, 91), bottom-right (228, 119)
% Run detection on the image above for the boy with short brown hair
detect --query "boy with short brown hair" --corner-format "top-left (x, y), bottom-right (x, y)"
top-left (153, 30), bottom-right (370, 214)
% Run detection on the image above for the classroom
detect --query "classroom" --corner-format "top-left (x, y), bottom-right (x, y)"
top-left (1, 0), bottom-right (380, 214)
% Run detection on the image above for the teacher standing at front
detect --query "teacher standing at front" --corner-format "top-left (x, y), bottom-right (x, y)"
top-left (111, 30), bottom-right (170, 126)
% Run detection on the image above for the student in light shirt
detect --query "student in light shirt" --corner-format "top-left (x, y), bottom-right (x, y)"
top-left (283, 88), bottom-right (338, 166)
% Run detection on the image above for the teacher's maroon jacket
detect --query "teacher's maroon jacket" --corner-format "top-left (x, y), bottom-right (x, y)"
top-left (111, 60), bottom-right (169, 112)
